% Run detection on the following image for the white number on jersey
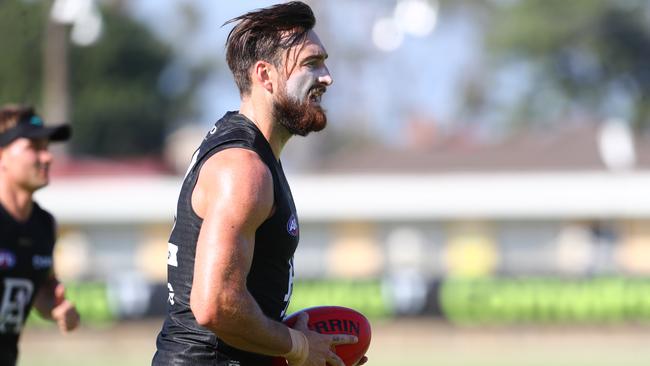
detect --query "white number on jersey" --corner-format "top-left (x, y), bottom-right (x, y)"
top-left (280, 258), bottom-right (294, 318)
top-left (0, 278), bottom-right (34, 334)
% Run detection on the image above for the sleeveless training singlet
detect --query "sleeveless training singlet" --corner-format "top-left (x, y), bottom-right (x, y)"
top-left (0, 202), bottom-right (56, 366)
top-left (153, 112), bottom-right (299, 366)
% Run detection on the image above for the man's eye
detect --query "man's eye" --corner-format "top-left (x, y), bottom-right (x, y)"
top-left (304, 61), bottom-right (320, 69)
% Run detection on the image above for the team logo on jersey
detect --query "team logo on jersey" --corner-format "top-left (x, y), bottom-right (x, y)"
top-left (32, 255), bottom-right (52, 270)
top-left (0, 250), bottom-right (16, 270)
top-left (18, 237), bottom-right (31, 247)
top-left (287, 214), bottom-right (299, 237)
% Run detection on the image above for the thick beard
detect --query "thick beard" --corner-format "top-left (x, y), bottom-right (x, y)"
top-left (272, 91), bottom-right (327, 136)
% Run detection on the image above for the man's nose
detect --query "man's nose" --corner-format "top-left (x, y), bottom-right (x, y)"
top-left (40, 149), bottom-right (53, 164)
top-left (319, 66), bottom-right (333, 86)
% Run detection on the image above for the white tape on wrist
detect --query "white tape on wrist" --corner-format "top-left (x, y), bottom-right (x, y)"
top-left (284, 328), bottom-right (309, 365)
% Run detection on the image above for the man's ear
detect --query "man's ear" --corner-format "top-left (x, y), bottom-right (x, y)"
top-left (252, 60), bottom-right (276, 94)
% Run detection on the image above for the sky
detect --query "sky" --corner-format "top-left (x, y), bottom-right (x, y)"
top-left (125, 0), bottom-right (481, 146)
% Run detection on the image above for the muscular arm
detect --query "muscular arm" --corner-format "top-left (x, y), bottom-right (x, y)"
top-left (189, 148), bottom-right (292, 356)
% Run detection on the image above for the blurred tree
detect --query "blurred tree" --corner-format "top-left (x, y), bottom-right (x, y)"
top-left (463, 0), bottom-right (650, 132)
top-left (0, 1), bottom-right (46, 106)
top-left (0, 0), bottom-right (202, 157)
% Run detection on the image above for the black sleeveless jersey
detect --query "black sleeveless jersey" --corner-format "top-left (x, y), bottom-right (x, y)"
top-left (0, 201), bottom-right (56, 366)
top-left (153, 112), bottom-right (299, 366)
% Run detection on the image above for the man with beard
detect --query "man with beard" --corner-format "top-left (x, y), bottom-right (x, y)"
top-left (152, 2), bottom-right (364, 366)
top-left (0, 105), bottom-right (80, 366)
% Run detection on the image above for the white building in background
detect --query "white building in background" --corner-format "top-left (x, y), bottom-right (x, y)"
top-left (36, 124), bottom-right (650, 283)
top-left (35, 171), bottom-right (650, 282)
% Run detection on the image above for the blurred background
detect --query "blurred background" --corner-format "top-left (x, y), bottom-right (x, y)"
top-left (3, 0), bottom-right (650, 365)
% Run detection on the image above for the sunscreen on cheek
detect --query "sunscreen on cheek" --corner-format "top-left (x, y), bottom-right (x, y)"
top-left (285, 70), bottom-right (316, 102)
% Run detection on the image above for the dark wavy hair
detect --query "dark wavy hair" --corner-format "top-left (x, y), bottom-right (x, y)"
top-left (224, 1), bottom-right (316, 96)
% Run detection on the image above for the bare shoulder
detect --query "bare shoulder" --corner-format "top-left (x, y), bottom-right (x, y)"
top-left (200, 148), bottom-right (272, 189)
top-left (192, 148), bottom-right (274, 221)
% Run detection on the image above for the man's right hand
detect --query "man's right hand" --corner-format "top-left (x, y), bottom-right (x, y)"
top-left (288, 312), bottom-right (358, 366)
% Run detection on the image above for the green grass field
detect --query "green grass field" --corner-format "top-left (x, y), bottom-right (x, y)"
top-left (18, 319), bottom-right (650, 366)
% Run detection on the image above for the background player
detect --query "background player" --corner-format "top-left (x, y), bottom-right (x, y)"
top-left (0, 104), bottom-right (80, 366)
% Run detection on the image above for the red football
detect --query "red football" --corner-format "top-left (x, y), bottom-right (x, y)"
top-left (272, 306), bottom-right (371, 366)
